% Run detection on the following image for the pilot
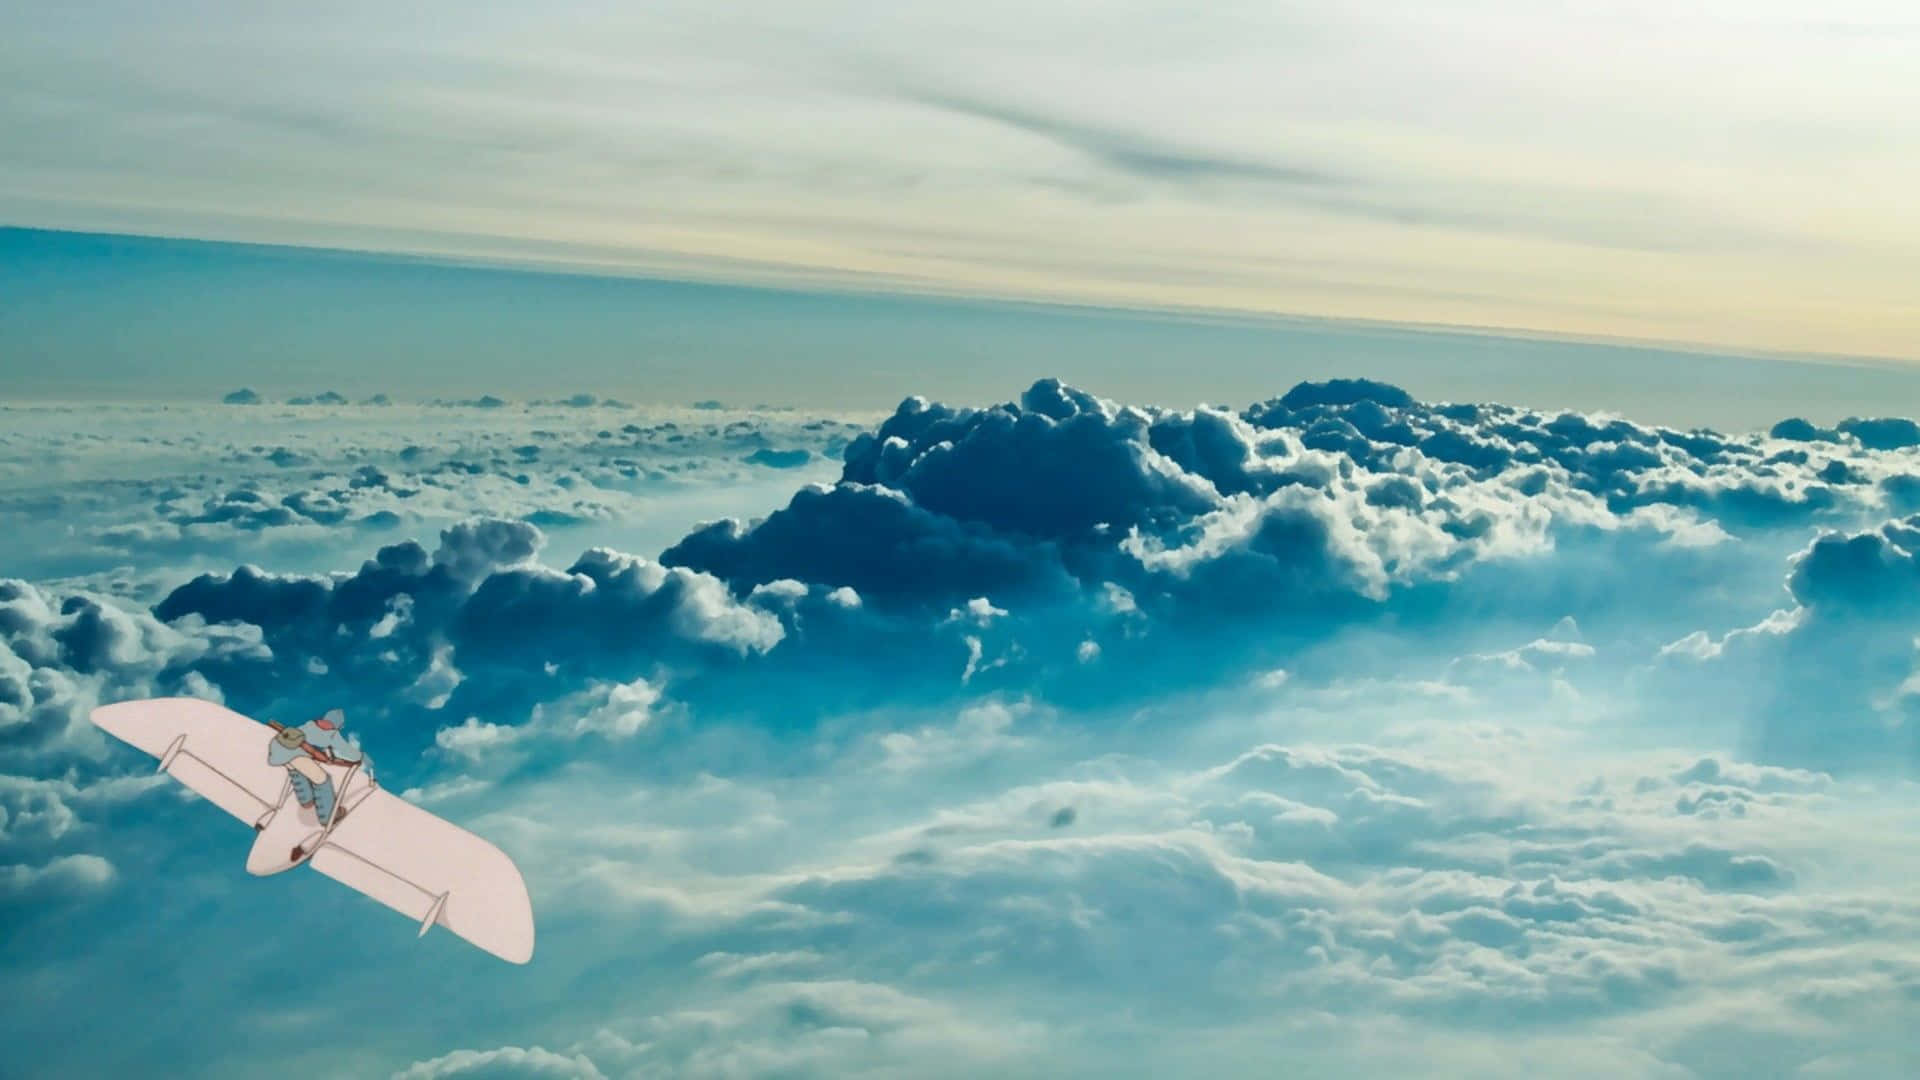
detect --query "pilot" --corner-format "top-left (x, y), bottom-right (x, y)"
top-left (267, 709), bottom-right (376, 824)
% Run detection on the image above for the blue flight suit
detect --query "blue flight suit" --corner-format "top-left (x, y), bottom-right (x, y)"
top-left (267, 710), bottom-right (375, 822)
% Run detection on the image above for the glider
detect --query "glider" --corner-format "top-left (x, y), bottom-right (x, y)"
top-left (91, 697), bottom-right (534, 964)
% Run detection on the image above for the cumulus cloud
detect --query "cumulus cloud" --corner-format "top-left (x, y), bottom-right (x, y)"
top-left (433, 519), bottom-right (544, 585)
top-left (0, 577), bottom-right (250, 764)
top-left (112, 523), bottom-right (796, 774)
top-left (642, 378), bottom-right (1920, 734)
top-left (570, 677), bottom-right (664, 739)
top-left (15, 377), bottom-right (1920, 794)
top-left (668, 379), bottom-right (1895, 632)
top-left (16, 377), bottom-right (1920, 779)
top-left (13, 378), bottom-right (1920, 1077)
top-left (0, 853), bottom-right (115, 903)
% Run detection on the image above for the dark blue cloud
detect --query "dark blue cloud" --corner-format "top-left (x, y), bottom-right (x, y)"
top-left (1769, 417), bottom-right (1839, 443)
top-left (1271, 377), bottom-right (1417, 412)
top-left (841, 381), bottom-right (1215, 539)
top-left (665, 484), bottom-right (1076, 612)
top-left (1837, 416), bottom-right (1920, 451)
top-left (1787, 519), bottom-right (1920, 615)
top-left (744, 448), bottom-right (812, 469)
top-left (665, 377), bottom-right (1850, 651)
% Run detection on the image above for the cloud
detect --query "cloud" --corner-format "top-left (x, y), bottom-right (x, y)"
top-left (884, 83), bottom-right (1780, 253)
top-left (1639, 512), bottom-right (1920, 771)
top-left (432, 518), bottom-right (545, 585)
top-left (461, 711), bottom-right (1920, 1080)
top-left (557, 979), bottom-right (1045, 1079)
top-left (1836, 416), bottom-right (1920, 451)
top-left (455, 546), bottom-right (786, 661)
top-left (13, 378), bottom-right (1920, 1076)
top-left (117, 523), bottom-right (791, 775)
top-left (0, 853), bottom-right (114, 903)
top-left (902, 86), bottom-right (1342, 191)
top-left (873, 699), bottom-right (1030, 773)
top-left (0, 399), bottom-right (863, 587)
top-left (0, 576), bottom-right (246, 764)
top-left (650, 377), bottom-right (1912, 738)
top-left (570, 676), bottom-right (663, 738)
top-left (1786, 519), bottom-right (1920, 615)
top-left (1770, 418), bottom-right (1840, 443)
top-left (18, 376), bottom-right (1920, 775)
top-left (391, 1046), bottom-right (607, 1080)
top-left (744, 447), bottom-right (812, 469)
top-left (664, 482), bottom-right (1078, 612)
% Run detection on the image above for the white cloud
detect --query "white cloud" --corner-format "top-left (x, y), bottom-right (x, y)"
top-left (572, 677), bottom-right (664, 739)
top-left (0, 853), bottom-right (114, 901)
top-left (390, 1045), bottom-right (606, 1080)
top-left (0, 401), bottom-right (862, 585)
top-left (874, 699), bottom-right (1031, 774)
top-left (406, 643), bottom-right (463, 710)
top-left (434, 716), bottom-right (526, 763)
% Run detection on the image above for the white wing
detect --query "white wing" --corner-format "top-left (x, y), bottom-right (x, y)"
top-left (91, 697), bottom-right (285, 822)
top-left (311, 790), bottom-right (536, 964)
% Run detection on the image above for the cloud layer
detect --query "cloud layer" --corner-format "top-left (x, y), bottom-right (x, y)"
top-left (7, 378), bottom-right (1920, 1077)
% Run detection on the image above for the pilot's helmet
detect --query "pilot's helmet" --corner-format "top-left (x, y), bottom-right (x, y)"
top-left (274, 726), bottom-right (307, 749)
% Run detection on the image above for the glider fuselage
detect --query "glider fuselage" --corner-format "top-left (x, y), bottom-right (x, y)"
top-left (245, 761), bottom-right (367, 875)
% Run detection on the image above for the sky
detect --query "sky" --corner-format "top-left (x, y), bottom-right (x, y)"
top-left (9, 226), bottom-right (1920, 433)
top-left (7, 5), bottom-right (1920, 1079)
top-left (4, 1), bottom-right (1919, 361)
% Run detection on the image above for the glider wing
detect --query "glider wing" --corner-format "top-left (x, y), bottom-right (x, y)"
top-left (309, 788), bottom-right (535, 964)
top-left (91, 697), bottom-right (286, 823)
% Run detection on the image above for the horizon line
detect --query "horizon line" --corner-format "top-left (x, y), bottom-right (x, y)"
top-left (10, 221), bottom-right (1917, 379)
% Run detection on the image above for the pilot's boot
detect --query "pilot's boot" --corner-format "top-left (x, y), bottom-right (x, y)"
top-left (312, 779), bottom-right (338, 824)
top-left (289, 771), bottom-right (319, 817)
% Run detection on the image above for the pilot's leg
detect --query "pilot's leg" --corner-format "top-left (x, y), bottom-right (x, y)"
top-left (287, 756), bottom-right (329, 818)
top-left (312, 777), bottom-right (337, 823)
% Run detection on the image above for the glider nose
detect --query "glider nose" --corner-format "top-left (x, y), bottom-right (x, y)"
top-left (245, 827), bottom-right (298, 876)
